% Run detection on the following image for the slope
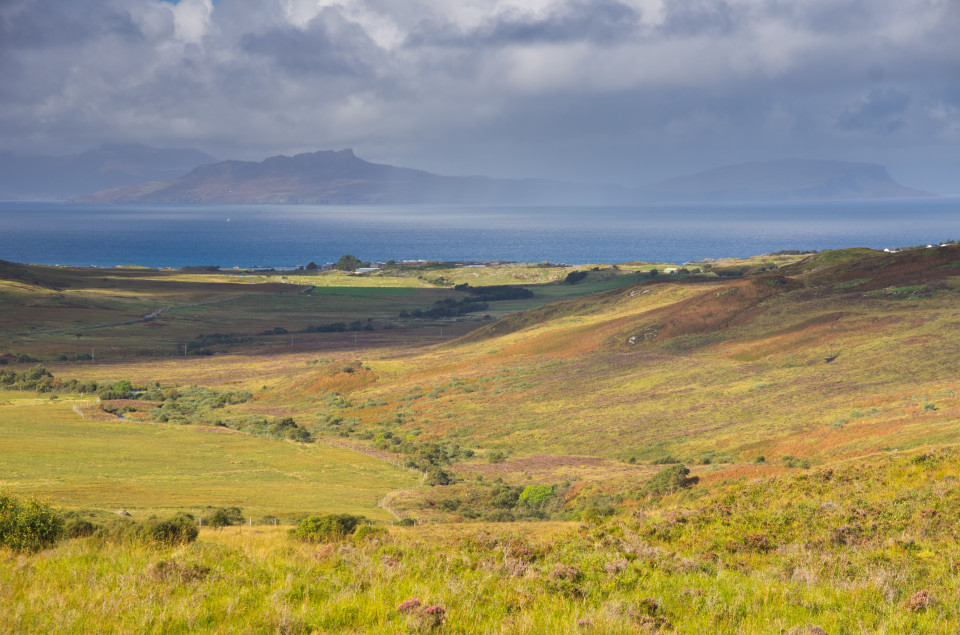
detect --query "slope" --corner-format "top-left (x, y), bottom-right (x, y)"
top-left (297, 245), bottom-right (960, 470)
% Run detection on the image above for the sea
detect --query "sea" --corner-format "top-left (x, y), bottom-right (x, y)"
top-left (1, 199), bottom-right (958, 269)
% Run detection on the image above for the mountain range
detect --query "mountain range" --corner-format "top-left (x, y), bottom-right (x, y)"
top-left (3, 144), bottom-right (932, 204)
top-left (0, 143), bottom-right (217, 201)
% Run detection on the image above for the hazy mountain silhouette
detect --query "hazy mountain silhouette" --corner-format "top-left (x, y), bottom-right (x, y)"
top-left (73, 149), bottom-right (630, 205)
top-left (639, 158), bottom-right (931, 201)
top-left (72, 151), bottom-right (932, 205)
top-left (0, 143), bottom-right (216, 200)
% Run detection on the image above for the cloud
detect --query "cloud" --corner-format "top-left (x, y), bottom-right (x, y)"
top-left (0, 0), bottom-right (957, 191)
top-left (241, 7), bottom-right (384, 77)
top-left (838, 89), bottom-right (911, 134)
top-left (406, 0), bottom-right (641, 47)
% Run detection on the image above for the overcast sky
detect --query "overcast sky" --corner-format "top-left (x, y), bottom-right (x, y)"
top-left (1, 0), bottom-right (958, 191)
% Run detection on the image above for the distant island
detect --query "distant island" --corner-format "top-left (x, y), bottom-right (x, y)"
top-left (72, 149), bottom-right (629, 206)
top-left (641, 158), bottom-right (931, 201)
top-left (71, 150), bottom-right (932, 205)
top-left (0, 143), bottom-right (217, 201)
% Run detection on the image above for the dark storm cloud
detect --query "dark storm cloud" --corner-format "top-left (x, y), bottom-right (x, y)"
top-left (0, 0), bottom-right (957, 192)
top-left (0, 0), bottom-right (143, 49)
top-left (406, 0), bottom-right (641, 47)
top-left (241, 7), bottom-right (382, 77)
top-left (658, 0), bottom-right (737, 36)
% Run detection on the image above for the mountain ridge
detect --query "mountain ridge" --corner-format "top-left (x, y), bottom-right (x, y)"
top-left (0, 143), bottom-right (217, 201)
top-left (641, 158), bottom-right (931, 201)
top-left (71, 150), bottom-right (933, 205)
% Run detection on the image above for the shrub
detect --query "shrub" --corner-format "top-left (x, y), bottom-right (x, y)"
top-left (62, 512), bottom-right (96, 538)
top-left (396, 518), bottom-right (417, 527)
top-left (90, 513), bottom-right (198, 546)
top-left (488, 451), bottom-right (507, 464)
top-left (141, 514), bottom-right (200, 545)
top-left (651, 455), bottom-right (680, 465)
top-left (490, 484), bottom-right (522, 509)
top-left (205, 506), bottom-right (244, 528)
top-left (353, 524), bottom-right (388, 541)
top-left (517, 485), bottom-right (556, 510)
top-left (483, 510), bottom-right (515, 522)
top-left (0, 493), bottom-right (64, 552)
top-left (425, 468), bottom-right (453, 486)
top-left (643, 465), bottom-right (699, 497)
top-left (783, 455), bottom-right (811, 469)
top-left (294, 514), bottom-right (364, 542)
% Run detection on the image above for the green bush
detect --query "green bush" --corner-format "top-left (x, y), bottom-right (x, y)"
top-left (643, 465), bottom-right (699, 497)
top-left (141, 514), bottom-right (200, 545)
top-left (62, 512), bottom-right (96, 539)
top-left (0, 493), bottom-right (64, 552)
top-left (487, 451), bottom-right (507, 464)
top-left (294, 514), bottom-right (364, 542)
top-left (425, 468), bottom-right (453, 486)
top-left (205, 506), bottom-right (244, 528)
top-left (517, 485), bottom-right (556, 510)
top-left (352, 524), bottom-right (388, 542)
top-left (783, 455), bottom-right (811, 469)
top-left (651, 455), bottom-right (680, 465)
top-left (93, 513), bottom-right (199, 546)
top-left (563, 270), bottom-right (588, 285)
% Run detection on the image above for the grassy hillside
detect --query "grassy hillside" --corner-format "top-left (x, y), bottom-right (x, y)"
top-left (4, 246), bottom-right (960, 631)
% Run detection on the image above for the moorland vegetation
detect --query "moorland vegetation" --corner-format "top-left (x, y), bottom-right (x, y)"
top-left (2, 246), bottom-right (960, 632)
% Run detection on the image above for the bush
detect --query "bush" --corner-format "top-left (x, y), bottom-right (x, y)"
top-left (517, 485), bottom-right (556, 510)
top-left (425, 468), bottom-right (453, 486)
top-left (63, 512), bottom-right (96, 538)
top-left (563, 271), bottom-right (588, 285)
top-left (91, 513), bottom-right (199, 546)
top-left (487, 451), bottom-right (507, 464)
top-left (783, 455), bottom-right (811, 469)
top-left (643, 465), bottom-right (699, 497)
top-left (205, 506), bottom-right (244, 528)
top-left (353, 524), bottom-right (388, 542)
top-left (651, 455), bottom-right (680, 465)
top-left (490, 485), bottom-right (522, 509)
top-left (294, 514), bottom-right (364, 542)
top-left (0, 493), bottom-right (64, 552)
top-left (142, 514), bottom-right (200, 545)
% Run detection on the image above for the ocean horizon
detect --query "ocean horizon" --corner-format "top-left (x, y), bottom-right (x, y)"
top-left (1, 198), bottom-right (958, 269)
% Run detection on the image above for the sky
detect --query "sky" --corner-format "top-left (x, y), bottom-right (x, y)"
top-left (1, 0), bottom-right (958, 192)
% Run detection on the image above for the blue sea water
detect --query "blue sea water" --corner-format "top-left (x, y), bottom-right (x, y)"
top-left (0, 199), bottom-right (958, 268)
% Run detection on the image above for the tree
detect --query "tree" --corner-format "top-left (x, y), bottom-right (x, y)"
top-left (643, 465), bottom-right (698, 496)
top-left (334, 255), bottom-right (363, 271)
top-left (305, 261), bottom-right (318, 271)
top-left (205, 506), bottom-right (243, 529)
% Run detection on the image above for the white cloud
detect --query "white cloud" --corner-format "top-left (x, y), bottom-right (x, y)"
top-left (170, 0), bottom-right (213, 43)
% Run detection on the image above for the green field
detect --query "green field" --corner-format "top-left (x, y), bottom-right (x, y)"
top-left (0, 392), bottom-right (416, 520)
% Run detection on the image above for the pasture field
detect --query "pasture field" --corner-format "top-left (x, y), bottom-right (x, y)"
top-left (0, 393), bottom-right (417, 520)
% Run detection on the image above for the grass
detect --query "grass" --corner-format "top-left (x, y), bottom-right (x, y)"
top-left (5, 449), bottom-right (960, 632)
top-left (5, 246), bottom-right (960, 630)
top-left (0, 393), bottom-right (417, 520)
